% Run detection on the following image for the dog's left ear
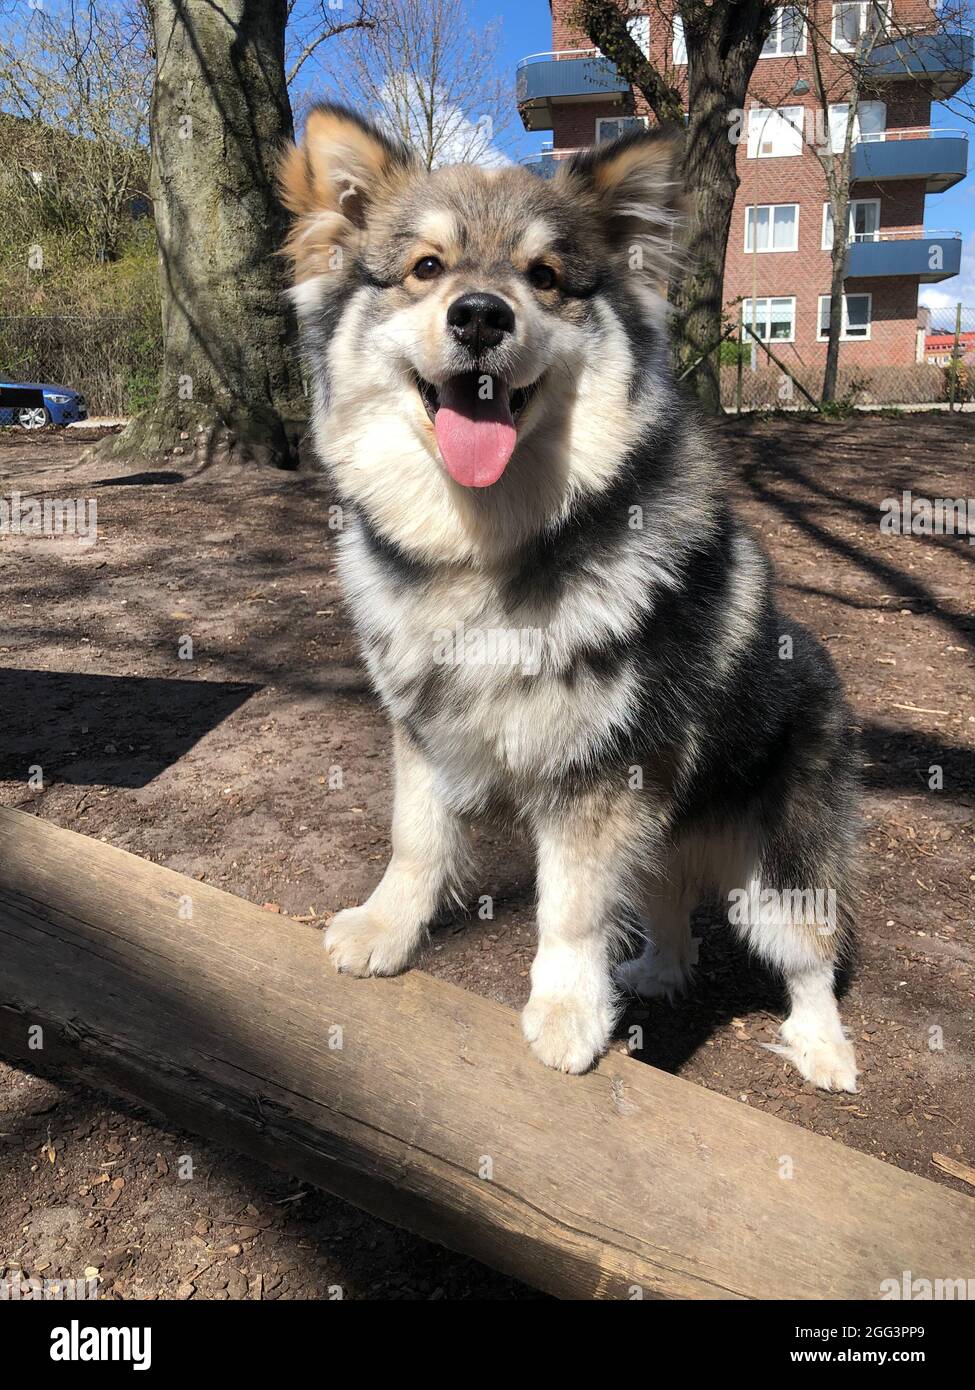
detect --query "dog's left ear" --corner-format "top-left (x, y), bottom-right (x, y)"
top-left (558, 127), bottom-right (684, 279)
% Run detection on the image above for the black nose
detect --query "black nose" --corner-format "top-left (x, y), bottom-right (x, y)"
top-left (446, 292), bottom-right (515, 352)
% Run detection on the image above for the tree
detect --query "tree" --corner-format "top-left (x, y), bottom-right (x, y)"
top-left (285, 0), bottom-right (376, 90)
top-left (319, 0), bottom-right (513, 170)
top-left (571, 1), bottom-right (777, 412)
top-left (0, 1), bottom-right (152, 263)
top-left (96, 0), bottom-right (306, 468)
top-left (801, 6), bottom-right (887, 402)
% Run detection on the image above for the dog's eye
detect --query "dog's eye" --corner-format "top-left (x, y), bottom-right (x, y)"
top-left (412, 255), bottom-right (444, 281)
top-left (527, 262), bottom-right (557, 292)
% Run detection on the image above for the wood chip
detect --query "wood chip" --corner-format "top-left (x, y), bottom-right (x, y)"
top-left (931, 1153), bottom-right (975, 1188)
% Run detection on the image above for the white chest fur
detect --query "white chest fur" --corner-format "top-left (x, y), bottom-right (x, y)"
top-left (337, 526), bottom-right (642, 809)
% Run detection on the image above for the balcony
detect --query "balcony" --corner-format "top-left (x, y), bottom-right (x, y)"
top-left (845, 230), bottom-right (962, 283)
top-left (867, 30), bottom-right (973, 98)
top-left (852, 128), bottom-right (968, 194)
top-left (516, 50), bottom-right (630, 132)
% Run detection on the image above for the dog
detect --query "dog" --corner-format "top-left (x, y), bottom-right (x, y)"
top-left (279, 105), bottom-right (860, 1092)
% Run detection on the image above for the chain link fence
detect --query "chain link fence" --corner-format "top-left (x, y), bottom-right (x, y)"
top-left (719, 303), bottom-right (975, 413)
top-left (2, 303), bottom-right (971, 424)
top-left (0, 312), bottom-right (162, 418)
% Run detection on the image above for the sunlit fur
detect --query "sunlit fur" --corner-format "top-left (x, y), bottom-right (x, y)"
top-left (281, 105), bottom-right (861, 1090)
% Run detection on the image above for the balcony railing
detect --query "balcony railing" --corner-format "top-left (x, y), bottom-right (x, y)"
top-left (516, 49), bottom-right (630, 133)
top-left (516, 48), bottom-right (604, 69)
top-left (845, 229), bottom-right (962, 283)
top-left (520, 149), bottom-right (584, 178)
top-left (852, 127), bottom-right (968, 193)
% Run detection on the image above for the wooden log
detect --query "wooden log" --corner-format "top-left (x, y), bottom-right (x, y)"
top-left (0, 803), bottom-right (972, 1300)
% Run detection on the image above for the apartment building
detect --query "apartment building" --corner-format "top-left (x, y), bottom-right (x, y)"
top-left (516, 2), bottom-right (972, 367)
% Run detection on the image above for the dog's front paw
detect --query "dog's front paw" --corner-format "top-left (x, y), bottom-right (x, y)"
top-left (765, 1020), bottom-right (859, 1094)
top-left (521, 995), bottom-right (611, 1074)
top-left (324, 905), bottom-right (415, 978)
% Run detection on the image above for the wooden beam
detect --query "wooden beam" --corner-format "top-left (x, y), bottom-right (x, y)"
top-left (0, 804), bottom-right (971, 1300)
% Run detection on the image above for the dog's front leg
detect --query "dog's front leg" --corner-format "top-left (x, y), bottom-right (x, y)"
top-left (324, 725), bottom-right (468, 977)
top-left (523, 794), bottom-right (639, 1074)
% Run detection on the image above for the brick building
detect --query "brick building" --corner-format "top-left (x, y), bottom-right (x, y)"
top-left (925, 329), bottom-right (975, 362)
top-left (516, 2), bottom-right (972, 368)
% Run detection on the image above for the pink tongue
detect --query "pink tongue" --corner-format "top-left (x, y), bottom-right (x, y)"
top-left (434, 374), bottom-right (516, 488)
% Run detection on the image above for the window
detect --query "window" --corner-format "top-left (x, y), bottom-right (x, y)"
top-left (595, 116), bottom-right (649, 143)
top-left (832, 1), bottom-right (891, 52)
top-left (822, 197), bottom-right (881, 248)
top-left (818, 293), bottom-right (872, 340)
top-left (673, 15), bottom-right (687, 65)
top-left (761, 6), bottom-right (807, 57)
top-left (746, 105), bottom-right (804, 158)
top-left (626, 15), bottom-right (650, 58)
top-left (745, 203), bottom-right (799, 252)
top-left (741, 297), bottom-right (797, 342)
top-left (827, 99), bottom-right (886, 152)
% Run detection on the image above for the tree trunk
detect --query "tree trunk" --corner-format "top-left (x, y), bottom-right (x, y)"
top-left (822, 221), bottom-right (849, 404)
top-left (101, 0), bottom-right (302, 468)
top-left (671, 99), bottom-right (739, 412)
top-left (671, 22), bottom-right (762, 413)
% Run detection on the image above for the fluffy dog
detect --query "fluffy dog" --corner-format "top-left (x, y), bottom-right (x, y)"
top-left (279, 105), bottom-right (860, 1091)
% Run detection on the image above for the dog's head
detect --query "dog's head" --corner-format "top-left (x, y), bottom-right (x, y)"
top-left (280, 105), bottom-right (681, 554)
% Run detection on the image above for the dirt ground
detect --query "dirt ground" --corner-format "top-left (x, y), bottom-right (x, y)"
top-left (1, 413), bottom-right (973, 1300)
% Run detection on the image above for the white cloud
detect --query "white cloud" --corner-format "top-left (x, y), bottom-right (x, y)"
top-left (376, 76), bottom-right (510, 169)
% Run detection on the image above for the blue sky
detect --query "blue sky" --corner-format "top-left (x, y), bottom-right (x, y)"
top-left (469, 0), bottom-right (551, 162)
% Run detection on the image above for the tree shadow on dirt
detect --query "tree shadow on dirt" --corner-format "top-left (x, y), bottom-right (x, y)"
top-left (735, 421), bottom-right (975, 655)
top-left (0, 669), bottom-right (258, 788)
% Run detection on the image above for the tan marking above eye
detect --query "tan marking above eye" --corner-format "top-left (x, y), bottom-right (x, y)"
top-left (514, 217), bottom-right (557, 265)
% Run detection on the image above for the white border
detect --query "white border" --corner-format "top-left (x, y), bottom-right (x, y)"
top-left (742, 295), bottom-right (798, 343)
top-left (817, 291), bottom-right (873, 341)
top-left (760, 5), bottom-right (808, 58)
top-left (744, 203), bottom-right (801, 253)
top-left (822, 197), bottom-right (882, 250)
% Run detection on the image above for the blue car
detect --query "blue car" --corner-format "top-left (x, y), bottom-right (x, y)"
top-left (0, 378), bottom-right (88, 429)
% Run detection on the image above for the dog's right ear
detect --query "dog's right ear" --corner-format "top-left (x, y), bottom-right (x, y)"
top-left (279, 104), bottom-right (418, 284)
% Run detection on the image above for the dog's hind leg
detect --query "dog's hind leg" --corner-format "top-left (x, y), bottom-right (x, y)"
top-left (615, 870), bottom-right (696, 1001)
top-left (730, 822), bottom-right (858, 1094)
top-left (324, 724), bottom-right (469, 978)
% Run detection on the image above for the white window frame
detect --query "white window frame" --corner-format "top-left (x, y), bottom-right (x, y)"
top-left (626, 14), bottom-right (651, 58)
top-left (595, 115), bottom-right (649, 143)
top-left (831, 1), bottom-right (891, 53)
top-left (746, 105), bottom-right (804, 158)
top-left (744, 203), bottom-right (800, 253)
top-left (817, 292), bottom-right (873, 341)
top-left (822, 197), bottom-right (881, 249)
top-left (827, 99), bottom-right (887, 152)
top-left (741, 296), bottom-right (797, 343)
top-left (761, 6), bottom-right (808, 58)
top-left (673, 14), bottom-right (687, 65)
